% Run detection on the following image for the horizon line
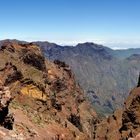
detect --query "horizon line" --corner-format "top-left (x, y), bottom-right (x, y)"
top-left (0, 38), bottom-right (140, 50)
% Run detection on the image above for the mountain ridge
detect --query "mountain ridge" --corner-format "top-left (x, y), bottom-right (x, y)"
top-left (0, 41), bottom-right (96, 139)
top-left (34, 41), bottom-right (140, 115)
top-left (1, 40), bottom-right (140, 115)
top-left (0, 39), bottom-right (140, 139)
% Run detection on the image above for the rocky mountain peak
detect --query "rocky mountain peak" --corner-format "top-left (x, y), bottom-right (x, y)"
top-left (0, 41), bottom-right (96, 139)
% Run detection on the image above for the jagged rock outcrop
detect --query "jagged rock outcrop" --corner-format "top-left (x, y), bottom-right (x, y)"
top-left (22, 50), bottom-right (46, 71)
top-left (0, 82), bottom-right (14, 130)
top-left (120, 87), bottom-right (140, 139)
top-left (93, 85), bottom-right (140, 140)
top-left (0, 41), bottom-right (96, 139)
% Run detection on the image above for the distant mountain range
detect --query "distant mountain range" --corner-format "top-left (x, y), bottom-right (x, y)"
top-left (1, 40), bottom-right (140, 116)
top-left (34, 41), bottom-right (140, 115)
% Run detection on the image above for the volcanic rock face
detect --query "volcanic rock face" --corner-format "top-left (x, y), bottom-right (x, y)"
top-left (0, 82), bottom-right (13, 130)
top-left (93, 86), bottom-right (140, 140)
top-left (22, 49), bottom-right (46, 71)
top-left (0, 41), bottom-right (96, 139)
top-left (120, 87), bottom-right (140, 139)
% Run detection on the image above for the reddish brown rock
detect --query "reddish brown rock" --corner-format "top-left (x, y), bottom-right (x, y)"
top-left (93, 86), bottom-right (140, 140)
top-left (0, 41), bottom-right (96, 139)
top-left (0, 82), bottom-right (14, 130)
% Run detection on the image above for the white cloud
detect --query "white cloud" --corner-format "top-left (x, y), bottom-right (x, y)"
top-left (0, 35), bottom-right (140, 50)
top-left (55, 39), bottom-right (140, 50)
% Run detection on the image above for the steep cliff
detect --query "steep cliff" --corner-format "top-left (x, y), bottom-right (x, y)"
top-left (0, 41), bottom-right (96, 139)
top-left (93, 84), bottom-right (140, 140)
top-left (36, 41), bottom-right (140, 115)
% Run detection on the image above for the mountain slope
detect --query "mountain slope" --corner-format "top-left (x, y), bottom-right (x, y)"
top-left (114, 48), bottom-right (140, 59)
top-left (93, 83), bottom-right (140, 140)
top-left (0, 40), bottom-right (140, 139)
top-left (35, 41), bottom-right (140, 115)
top-left (0, 40), bottom-right (96, 139)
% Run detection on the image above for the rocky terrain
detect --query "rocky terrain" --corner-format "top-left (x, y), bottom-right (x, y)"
top-left (0, 40), bottom-right (139, 139)
top-left (0, 81), bottom-right (14, 130)
top-left (35, 41), bottom-right (140, 115)
top-left (92, 77), bottom-right (140, 140)
top-left (0, 40), bottom-right (96, 139)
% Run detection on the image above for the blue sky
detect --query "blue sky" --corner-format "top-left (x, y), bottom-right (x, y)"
top-left (0, 0), bottom-right (140, 49)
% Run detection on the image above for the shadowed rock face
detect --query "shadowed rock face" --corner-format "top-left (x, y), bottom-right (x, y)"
top-left (23, 51), bottom-right (46, 71)
top-left (4, 64), bottom-right (23, 86)
top-left (68, 113), bottom-right (83, 132)
top-left (0, 83), bottom-right (14, 130)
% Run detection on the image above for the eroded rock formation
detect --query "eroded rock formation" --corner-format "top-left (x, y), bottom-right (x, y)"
top-left (0, 81), bottom-right (14, 130)
top-left (0, 41), bottom-right (96, 139)
top-left (93, 85), bottom-right (140, 140)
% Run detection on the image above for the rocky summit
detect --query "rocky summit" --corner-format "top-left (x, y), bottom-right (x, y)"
top-left (0, 40), bottom-right (96, 140)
